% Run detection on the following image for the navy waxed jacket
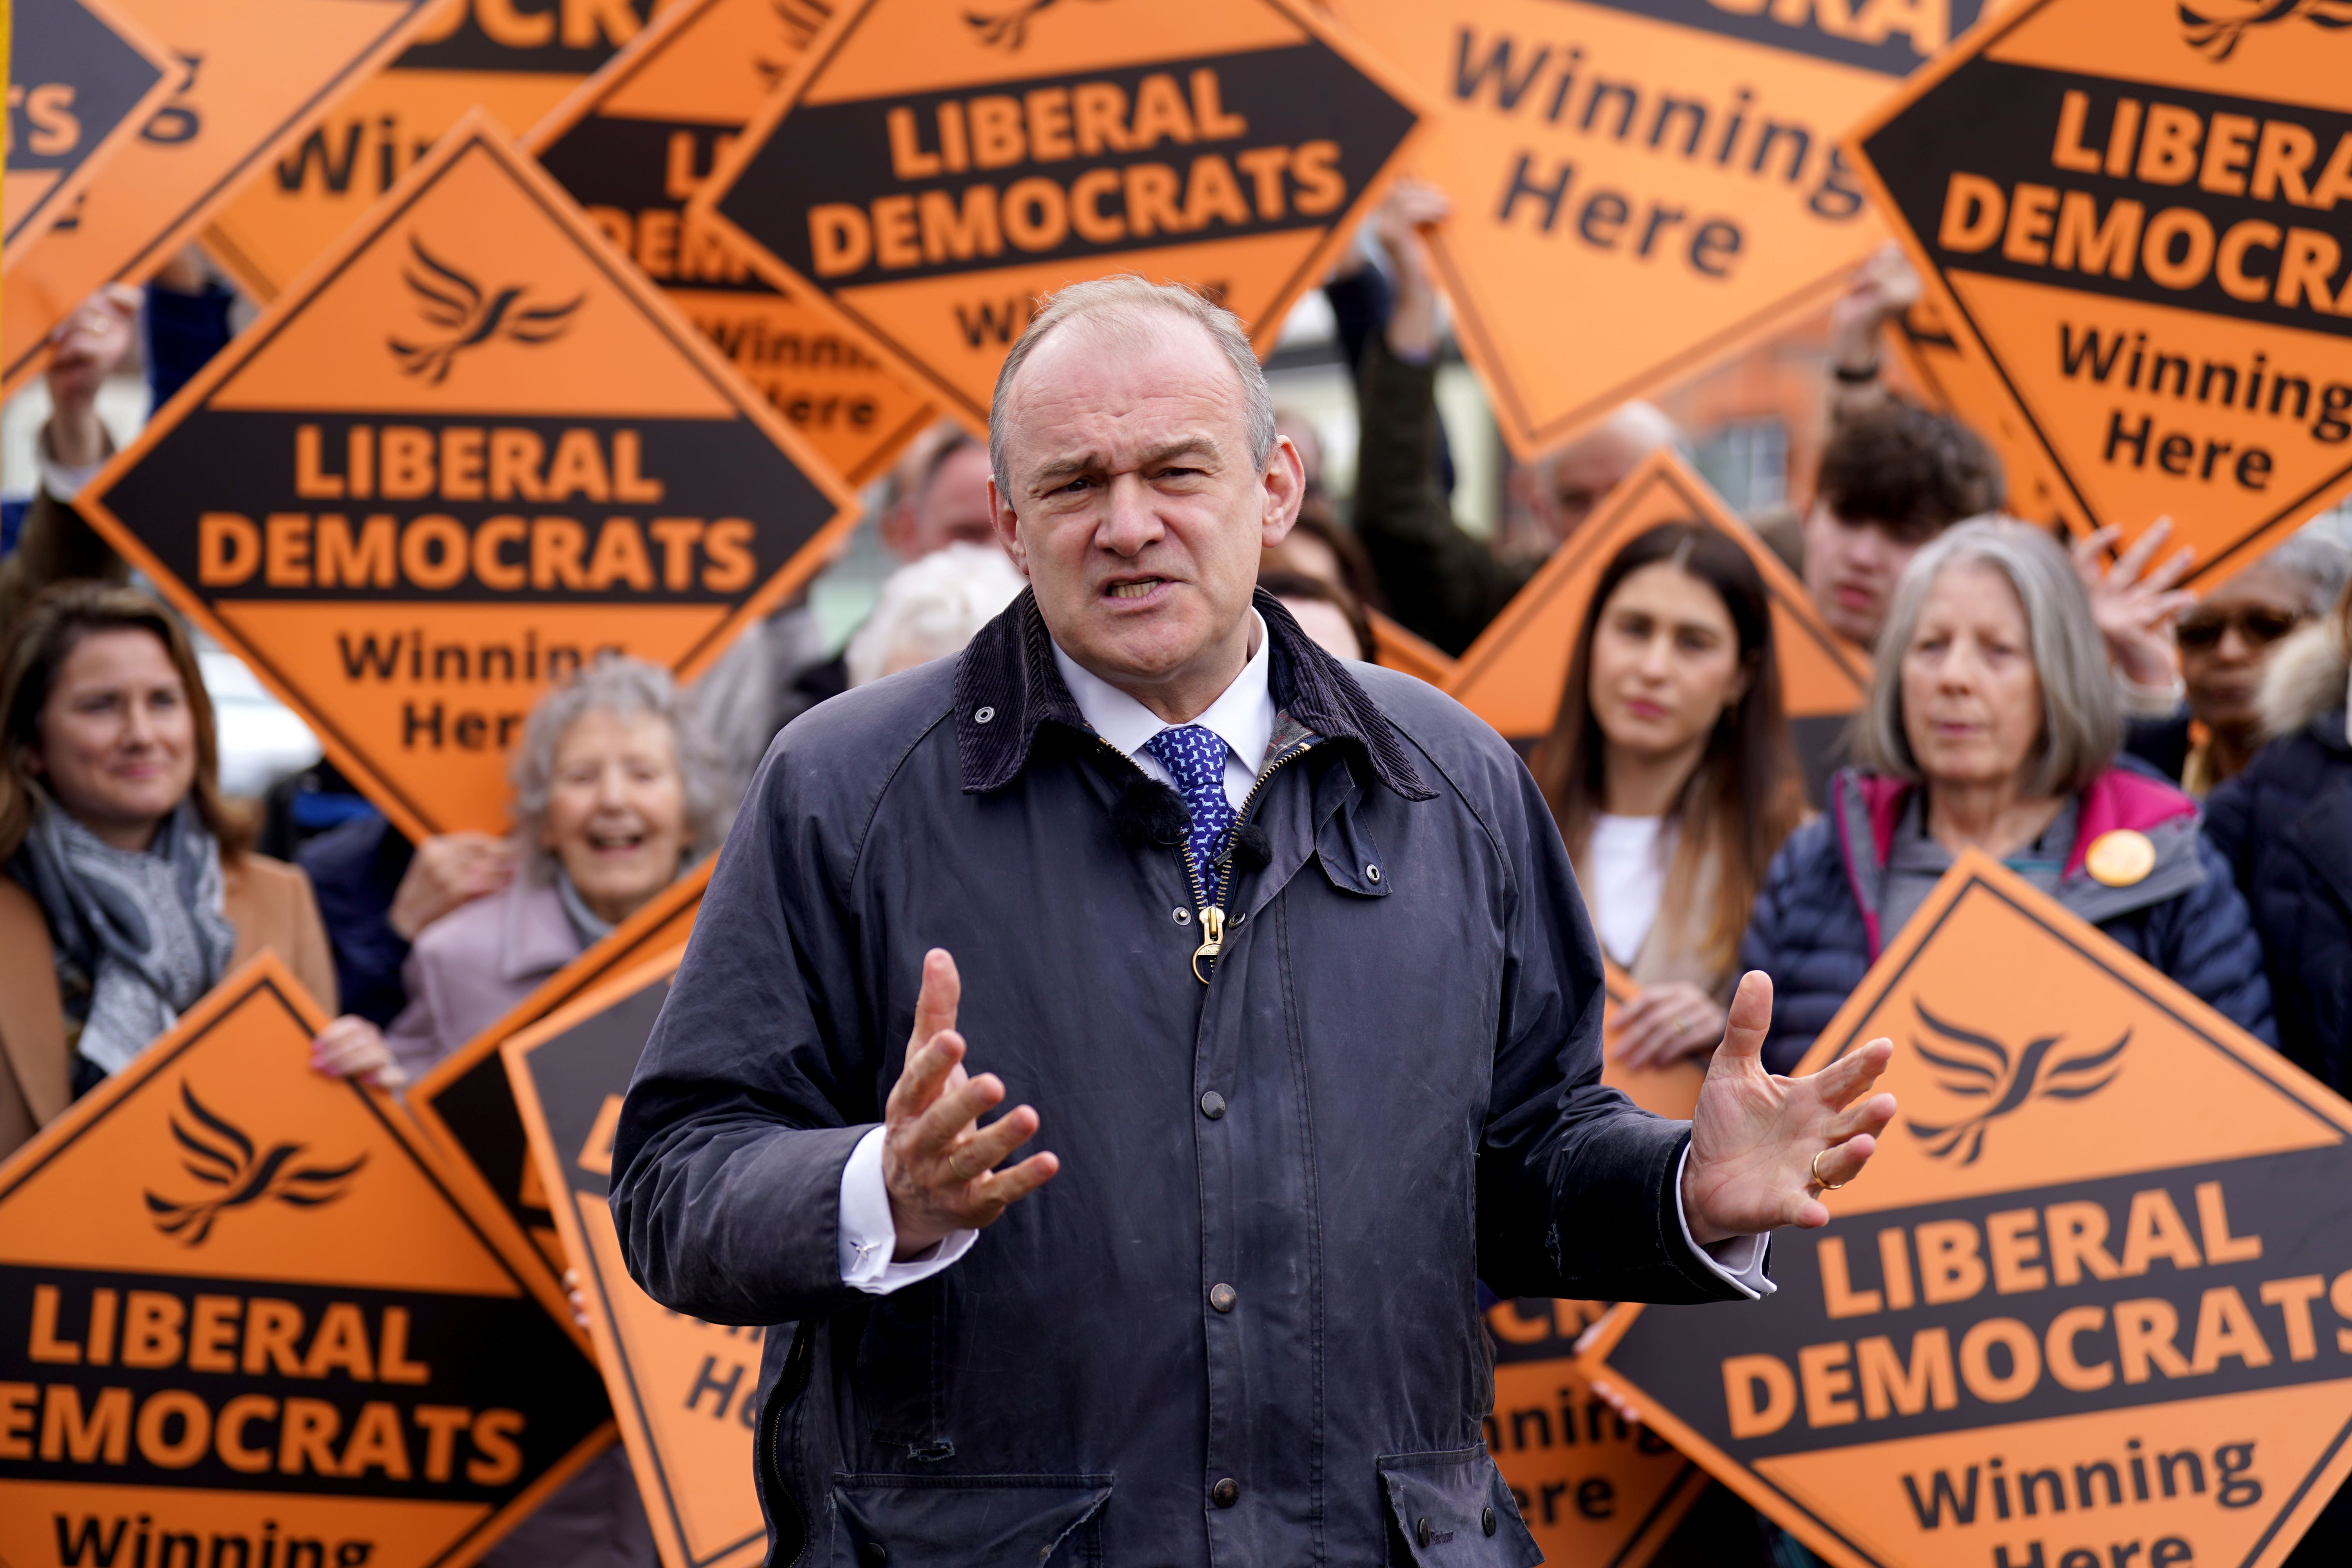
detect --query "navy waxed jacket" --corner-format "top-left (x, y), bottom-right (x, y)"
top-left (611, 591), bottom-right (1748, 1568)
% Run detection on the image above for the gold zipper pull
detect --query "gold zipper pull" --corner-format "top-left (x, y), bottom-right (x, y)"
top-left (1191, 906), bottom-right (1226, 984)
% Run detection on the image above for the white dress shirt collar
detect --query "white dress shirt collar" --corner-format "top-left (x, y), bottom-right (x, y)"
top-left (1051, 610), bottom-right (1274, 774)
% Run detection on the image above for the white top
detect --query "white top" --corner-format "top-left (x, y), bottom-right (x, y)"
top-left (834, 621), bottom-right (1772, 1298)
top-left (1587, 814), bottom-right (1667, 968)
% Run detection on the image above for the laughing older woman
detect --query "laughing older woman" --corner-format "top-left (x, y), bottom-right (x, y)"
top-left (312, 655), bottom-right (730, 1086)
top-left (1740, 519), bottom-right (2274, 1072)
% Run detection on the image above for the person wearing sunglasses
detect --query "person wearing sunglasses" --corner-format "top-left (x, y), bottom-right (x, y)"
top-left (2205, 566), bottom-right (2352, 1091)
top-left (2172, 535), bottom-right (2351, 795)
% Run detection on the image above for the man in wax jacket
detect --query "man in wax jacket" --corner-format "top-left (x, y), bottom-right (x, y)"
top-left (612, 278), bottom-right (1896, 1567)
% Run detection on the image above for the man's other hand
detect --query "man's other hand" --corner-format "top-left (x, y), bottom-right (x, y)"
top-left (1681, 972), bottom-right (1896, 1246)
top-left (882, 949), bottom-right (1059, 1259)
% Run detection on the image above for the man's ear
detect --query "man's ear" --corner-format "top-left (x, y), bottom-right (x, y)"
top-left (1260, 434), bottom-right (1306, 548)
top-left (988, 478), bottom-right (1030, 576)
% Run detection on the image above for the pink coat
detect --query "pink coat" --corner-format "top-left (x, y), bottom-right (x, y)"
top-left (385, 874), bottom-right (582, 1082)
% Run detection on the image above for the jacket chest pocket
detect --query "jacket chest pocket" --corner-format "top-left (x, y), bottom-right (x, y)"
top-left (831, 1475), bottom-right (1112, 1567)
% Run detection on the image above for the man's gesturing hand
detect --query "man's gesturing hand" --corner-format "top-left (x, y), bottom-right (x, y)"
top-left (882, 950), bottom-right (1059, 1259)
top-left (1681, 972), bottom-right (1896, 1246)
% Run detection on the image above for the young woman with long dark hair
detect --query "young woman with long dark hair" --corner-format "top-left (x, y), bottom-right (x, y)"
top-left (1531, 522), bottom-right (1809, 1069)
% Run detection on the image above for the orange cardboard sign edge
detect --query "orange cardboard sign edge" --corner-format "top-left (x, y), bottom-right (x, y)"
top-left (1, 0), bottom-right (452, 395)
top-left (1575, 849), bottom-right (2352, 1568)
top-left (70, 110), bottom-right (862, 844)
top-left (403, 860), bottom-right (708, 1310)
top-left (1437, 241), bottom-right (1854, 465)
top-left (501, 948), bottom-right (751, 1568)
top-left (1445, 448), bottom-right (1868, 734)
top-left (517, 0), bottom-right (944, 485)
top-left (1835, 0), bottom-right (2349, 585)
top-left (0, 952), bottom-right (621, 1567)
top-left (2, 0), bottom-right (183, 269)
top-left (680, 0), bottom-right (1432, 429)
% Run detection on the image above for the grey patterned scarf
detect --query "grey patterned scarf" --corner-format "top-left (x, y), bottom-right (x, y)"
top-left (15, 797), bottom-right (236, 1078)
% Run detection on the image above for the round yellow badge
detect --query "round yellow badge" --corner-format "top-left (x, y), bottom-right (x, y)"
top-left (2085, 829), bottom-right (2156, 887)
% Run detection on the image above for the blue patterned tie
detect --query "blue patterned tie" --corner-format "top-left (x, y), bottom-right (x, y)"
top-left (1143, 725), bottom-right (1237, 882)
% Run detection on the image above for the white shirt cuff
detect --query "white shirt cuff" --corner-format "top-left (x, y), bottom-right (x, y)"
top-left (838, 1125), bottom-right (976, 1293)
top-left (1673, 1145), bottom-right (1774, 1299)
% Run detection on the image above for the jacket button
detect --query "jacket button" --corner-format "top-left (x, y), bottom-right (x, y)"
top-left (1209, 1282), bottom-right (1237, 1312)
top-left (973, 706), bottom-right (995, 724)
top-left (1211, 1477), bottom-right (1239, 1507)
top-left (862, 1545), bottom-right (887, 1565)
top-left (1200, 1090), bottom-right (1226, 1119)
top-left (1483, 1506), bottom-right (1496, 1536)
top-left (1416, 1516), bottom-right (1434, 1547)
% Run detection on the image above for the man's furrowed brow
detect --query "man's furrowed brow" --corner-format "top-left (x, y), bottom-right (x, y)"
top-left (1024, 435), bottom-right (1225, 493)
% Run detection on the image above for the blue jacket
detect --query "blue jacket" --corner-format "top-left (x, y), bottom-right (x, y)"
top-left (1740, 766), bottom-right (2276, 1074)
top-left (611, 592), bottom-right (1747, 1568)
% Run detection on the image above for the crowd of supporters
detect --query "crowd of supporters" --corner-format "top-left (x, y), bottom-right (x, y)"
top-left (2, 184), bottom-right (2350, 1565)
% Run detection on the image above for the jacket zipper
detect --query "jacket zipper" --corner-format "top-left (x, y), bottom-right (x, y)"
top-left (1095, 736), bottom-right (1316, 983)
top-left (1186, 740), bottom-right (1314, 984)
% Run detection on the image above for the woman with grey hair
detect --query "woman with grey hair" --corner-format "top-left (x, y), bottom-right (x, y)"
top-left (314, 654), bottom-right (731, 1085)
top-left (310, 655), bottom-right (724, 1568)
top-left (1738, 519), bottom-right (2273, 1071)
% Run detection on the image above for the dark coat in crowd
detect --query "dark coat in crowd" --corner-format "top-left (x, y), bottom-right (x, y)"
top-left (2204, 624), bottom-right (2352, 1089)
top-left (1352, 334), bottom-right (1535, 655)
top-left (612, 593), bottom-right (1749, 1568)
top-left (1741, 765), bottom-right (2276, 1073)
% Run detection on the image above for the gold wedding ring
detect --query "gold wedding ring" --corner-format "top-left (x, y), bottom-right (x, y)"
top-left (1811, 1148), bottom-right (1847, 1192)
top-left (948, 1150), bottom-right (972, 1183)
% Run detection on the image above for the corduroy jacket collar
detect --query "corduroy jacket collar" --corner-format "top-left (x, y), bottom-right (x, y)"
top-left (953, 587), bottom-right (1434, 800)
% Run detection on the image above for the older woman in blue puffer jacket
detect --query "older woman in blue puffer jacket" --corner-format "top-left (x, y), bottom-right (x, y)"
top-left (1739, 520), bottom-right (2274, 1074)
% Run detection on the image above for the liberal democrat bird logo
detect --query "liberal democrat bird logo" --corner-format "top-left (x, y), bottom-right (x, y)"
top-left (388, 236), bottom-right (583, 385)
top-left (2178, 0), bottom-right (2352, 59)
top-left (964, 0), bottom-right (1112, 49)
top-left (1903, 1001), bottom-right (2129, 1165)
top-left (145, 1082), bottom-right (365, 1246)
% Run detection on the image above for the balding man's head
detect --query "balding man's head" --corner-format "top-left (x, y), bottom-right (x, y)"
top-left (985, 276), bottom-right (1303, 719)
top-left (1531, 402), bottom-right (1678, 544)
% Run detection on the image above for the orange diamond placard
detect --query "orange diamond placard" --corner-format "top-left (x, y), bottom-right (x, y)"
top-left (1486, 1294), bottom-right (1711, 1568)
top-left (3, 0), bottom-right (178, 265)
top-left (525, 0), bottom-right (939, 486)
top-left (1444, 450), bottom-right (1869, 775)
top-left (76, 113), bottom-right (858, 842)
top-left (1847, 0), bottom-right (2352, 585)
top-left (0, 0), bottom-right (447, 394)
top-left (1327, 0), bottom-right (1991, 460)
top-left (410, 864), bottom-right (705, 1290)
top-left (1584, 852), bottom-right (2352, 1568)
top-left (1884, 296), bottom-right (2077, 529)
top-left (505, 951), bottom-right (767, 1568)
top-left (0, 956), bottom-right (613, 1568)
top-left (688, 0), bottom-right (1425, 427)
top-left (204, 0), bottom-right (679, 304)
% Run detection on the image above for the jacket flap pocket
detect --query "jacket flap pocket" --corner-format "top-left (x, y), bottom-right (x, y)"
top-left (1317, 808), bottom-right (1391, 897)
top-left (1377, 1448), bottom-right (1540, 1566)
top-left (832, 1474), bottom-right (1111, 1567)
